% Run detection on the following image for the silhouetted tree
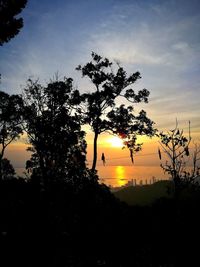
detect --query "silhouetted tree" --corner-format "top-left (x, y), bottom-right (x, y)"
top-left (0, 91), bottom-right (23, 180)
top-left (157, 121), bottom-right (191, 196)
top-left (191, 142), bottom-right (200, 177)
top-left (0, 0), bottom-right (27, 45)
top-left (0, 158), bottom-right (15, 179)
top-left (22, 77), bottom-right (88, 186)
top-left (77, 52), bottom-right (155, 172)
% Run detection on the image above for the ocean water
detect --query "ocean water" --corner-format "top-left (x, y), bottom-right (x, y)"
top-left (16, 165), bottom-right (168, 188)
top-left (97, 165), bottom-right (168, 187)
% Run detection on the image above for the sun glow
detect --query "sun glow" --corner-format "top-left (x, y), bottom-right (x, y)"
top-left (108, 136), bottom-right (124, 148)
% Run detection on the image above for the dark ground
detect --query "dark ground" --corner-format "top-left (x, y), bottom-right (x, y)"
top-left (0, 178), bottom-right (200, 266)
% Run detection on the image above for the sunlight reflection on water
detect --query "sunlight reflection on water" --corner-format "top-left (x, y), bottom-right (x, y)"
top-left (115, 166), bottom-right (127, 187)
top-left (97, 165), bottom-right (168, 187)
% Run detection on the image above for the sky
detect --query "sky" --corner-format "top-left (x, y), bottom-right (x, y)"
top-left (0, 0), bottom-right (200, 174)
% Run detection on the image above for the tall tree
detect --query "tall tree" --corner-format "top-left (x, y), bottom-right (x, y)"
top-left (0, 91), bottom-right (23, 180)
top-left (22, 77), bottom-right (87, 186)
top-left (0, 0), bottom-right (27, 45)
top-left (77, 52), bottom-right (155, 172)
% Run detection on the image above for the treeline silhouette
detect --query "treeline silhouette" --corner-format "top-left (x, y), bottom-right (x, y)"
top-left (0, 52), bottom-right (200, 266)
top-left (0, 73), bottom-right (200, 266)
top-left (1, 172), bottom-right (200, 266)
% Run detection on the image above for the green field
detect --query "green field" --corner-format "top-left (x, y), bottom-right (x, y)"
top-left (113, 180), bottom-right (174, 206)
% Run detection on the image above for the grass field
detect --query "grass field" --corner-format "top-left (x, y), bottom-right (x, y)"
top-left (113, 180), bottom-right (174, 206)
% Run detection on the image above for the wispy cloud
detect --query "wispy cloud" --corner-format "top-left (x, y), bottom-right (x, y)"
top-left (0, 0), bottom-right (199, 131)
top-left (83, 0), bottom-right (200, 130)
top-left (87, 3), bottom-right (200, 71)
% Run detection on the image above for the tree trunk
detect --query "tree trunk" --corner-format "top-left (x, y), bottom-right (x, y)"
top-left (0, 155), bottom-right (2, 181)
top-left (91, 131), bottom-right (98, 172)
top-left (38, 153), bottom-right (47, 187)
top-left (0, 147), bottom-right (5, 181)
top-left (174, 176), bottom-right (181, 199)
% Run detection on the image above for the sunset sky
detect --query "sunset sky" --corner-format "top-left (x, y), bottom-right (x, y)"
top-left (0, 0), bottom-right (200, 180)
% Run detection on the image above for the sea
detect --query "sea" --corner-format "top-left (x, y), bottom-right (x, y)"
top-left (97, 165), bottom-right (168, 187)
top-left (16, 165), bottom-right (168, 188)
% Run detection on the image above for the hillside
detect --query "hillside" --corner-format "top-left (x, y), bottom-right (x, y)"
top-left (114, 180), bottom-right (173, 206)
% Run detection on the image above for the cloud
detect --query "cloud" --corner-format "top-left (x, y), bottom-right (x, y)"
top-left (0, 0), bottom-right (199, 133)
top-left (82, 0), bottom-right (200, 132)
top-left (86, 1), bottom-right (200, 73)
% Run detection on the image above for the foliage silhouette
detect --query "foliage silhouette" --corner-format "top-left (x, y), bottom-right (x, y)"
top-left (1, 158), bottom-right (15, 180)
top-left (22, 77), bottom-right (93, 187)
top-left (0, 158), bottom-right (15, 180)
top-left (77, 52), bottom-right (155, 172)
top-left (157, 121), bottom-right (191, 196)
top-left (0, 0), bottom-right (27, 45)
top-left (0, 91), bottom-right (23, 180)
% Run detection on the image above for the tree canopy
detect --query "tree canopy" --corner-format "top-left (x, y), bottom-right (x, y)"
top-left (0, 0), bottom-right (27, 45)
top-left (22, 77), bottom-right (89, 186)
top-left (77, 52), bottom-right (155, 171)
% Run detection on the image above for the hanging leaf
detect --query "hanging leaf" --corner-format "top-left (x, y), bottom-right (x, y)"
top-left (158, 147), bottom-right (162, 160)
top-left (101, 152), bottom-right (106, 166)
top-left (130, 150), bottom-right (134, 164)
